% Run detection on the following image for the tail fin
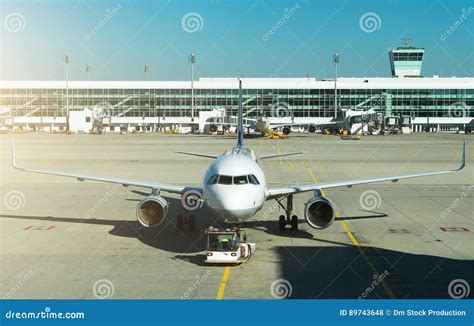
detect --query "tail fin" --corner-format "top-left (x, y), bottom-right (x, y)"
top-left (237, 79), bottom-right (244, 147)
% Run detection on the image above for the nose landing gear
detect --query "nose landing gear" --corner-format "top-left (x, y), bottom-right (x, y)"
top-left (176, 207), bottom-right (196, 231)
top-left (276, 194), bottom-right (298, 231)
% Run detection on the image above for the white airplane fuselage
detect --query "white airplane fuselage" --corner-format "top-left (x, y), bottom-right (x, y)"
top-left (203, 146), bottom-right (266, 223)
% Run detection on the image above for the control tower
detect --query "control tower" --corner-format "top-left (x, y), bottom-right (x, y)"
top-left (388, 38), bottom-right (424, 77)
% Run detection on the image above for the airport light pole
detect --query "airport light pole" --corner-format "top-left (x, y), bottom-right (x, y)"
top-left (189, 53), bottom-right (195, 122)
top-left (85, 64), bottom-right (91, 80)
top-left (63, 53), bottom-right (70, 132)
top-left (333, 53), bottom-right (340, 119)
top-left (144, 64), bottom-right (150, 81)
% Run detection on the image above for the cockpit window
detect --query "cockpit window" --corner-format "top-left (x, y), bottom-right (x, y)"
top-left (210, 174), bottom-right (259, 186)
top-left (233, 175), bottom-right (248, 185)
top-left (218, 175), bottom-right (233, 185)
top-left (207, 174), bottom-right (219, 185)
top-left (248, 174), bottom-right (260, 185)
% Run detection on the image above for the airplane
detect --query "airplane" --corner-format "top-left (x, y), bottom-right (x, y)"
top-left (242, 115), bottom-right (335, 135)
top-left (12, 80), bottom-right (466, 232)
top-left (208, 114), bottom-right (336, 136)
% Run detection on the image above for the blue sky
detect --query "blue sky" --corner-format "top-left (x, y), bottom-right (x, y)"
top-left (1, 0), bottom-right (473, 80)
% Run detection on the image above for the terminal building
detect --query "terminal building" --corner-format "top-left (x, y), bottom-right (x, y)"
top-left (1, 44), bottom-right (473, 133)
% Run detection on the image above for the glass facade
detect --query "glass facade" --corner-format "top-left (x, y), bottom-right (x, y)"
top-left (1, 85), bottom-right (473, 119)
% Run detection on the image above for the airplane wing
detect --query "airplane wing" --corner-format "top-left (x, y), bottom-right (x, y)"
top-left (269, 121), bottom-right (336, 129)
top-left (204, 121), bottom-right (251, 127)
top-left (267, 141), bottom-right (466, 199)
top-left (12, 140), bottom-right (193, 194)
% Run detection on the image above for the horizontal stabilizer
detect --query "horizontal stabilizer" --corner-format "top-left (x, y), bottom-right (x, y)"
top-left (259, 152), bottom-right (304, 160)
top-left (175, 151), bottom-right (218, 159)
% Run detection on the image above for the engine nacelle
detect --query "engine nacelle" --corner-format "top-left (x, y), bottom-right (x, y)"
top-left (304, 196), bottom-right (335, 229)
top-left (136, 195), bottom-right (168, 227)
top-left (209, 124), bottom-right (218, 133)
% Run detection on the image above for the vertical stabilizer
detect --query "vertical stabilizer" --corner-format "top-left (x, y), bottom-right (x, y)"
top-left (237, 79), bottom-right (244, 147)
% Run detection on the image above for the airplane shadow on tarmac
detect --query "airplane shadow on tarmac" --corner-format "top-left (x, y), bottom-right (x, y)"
top-left (1, 195), bottom-right (218, 254)
top-left (2, 195), bottom-right (473, 298)
top-left (272, 244), bottom-right (473, 299)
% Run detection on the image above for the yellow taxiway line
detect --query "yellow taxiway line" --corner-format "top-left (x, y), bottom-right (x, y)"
top-left (216, 266), bottom-right (231, 299)
top-left (304, 163), bottom-right (396, 299)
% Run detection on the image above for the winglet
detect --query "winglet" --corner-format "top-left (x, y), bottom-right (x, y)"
top-left (11, 138), bottom-right (24, 171)
top-left (454, 140), bottom-right (466, 171)
top-left (11, 137), bottom-right (19, 170)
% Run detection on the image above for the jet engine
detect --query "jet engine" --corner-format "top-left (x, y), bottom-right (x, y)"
top-left (136, 196), bottom-right (168, 227)
top-left (209, 124), bottom-right (218, 133)
top-left (304, 196), bottom-right (335, 229)
top-left (255, 120), bottom-right (268, 133)
top-left (282, 127), bottom-right (291, 135)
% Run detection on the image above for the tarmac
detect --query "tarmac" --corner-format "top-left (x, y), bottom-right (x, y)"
top-left (1, 132), bottom-right (473, 299)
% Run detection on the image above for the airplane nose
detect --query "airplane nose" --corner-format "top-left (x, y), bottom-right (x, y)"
top-left (209, 189), bottom-right (255, 220)
top-left (214, 191), bottom-right (239, 211)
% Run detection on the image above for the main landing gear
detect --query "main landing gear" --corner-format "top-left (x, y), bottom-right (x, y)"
top-left (276, 194), bottom-right (298, 231)
top-left (176, 207), bottom-right (196, 231)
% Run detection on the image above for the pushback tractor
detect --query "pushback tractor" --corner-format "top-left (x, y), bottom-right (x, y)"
top-left (204, 226), bottom-right (256, 264)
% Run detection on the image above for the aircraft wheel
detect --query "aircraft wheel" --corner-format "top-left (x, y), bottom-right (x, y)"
top-left (308, 125), bottom-right (316, 133)
top-left (189, 215), bottom-right (196, 231)
top-left (176, 214), bottom-right (184, 230)
top-left (278, 215), bottom-right (286, 231)
top-left (291, 215), bottom-right (298, 231)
